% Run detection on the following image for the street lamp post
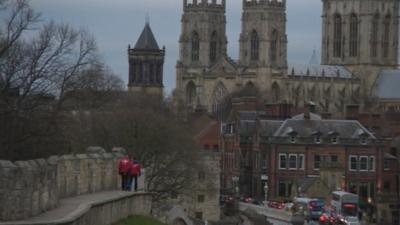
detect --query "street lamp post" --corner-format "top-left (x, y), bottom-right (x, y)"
top-left (232, 176), bottom-right (239, 211)
top-left (264, 183), bottom-right (269, 203)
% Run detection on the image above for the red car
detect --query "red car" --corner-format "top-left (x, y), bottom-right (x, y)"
top-left (244, 197), bottom-right (252, 203)
top-left (319, 207), bottom-right (337, 225)
top-left (268, 201), bottom-right (285, 210)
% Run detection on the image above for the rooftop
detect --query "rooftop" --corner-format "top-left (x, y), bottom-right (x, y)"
top-left (288, 63), bottom-right (353, 79)
top-left (374, 69), bottom-right (400, 100)
top-left (274, 118), bottom-right (375, 139)
top-left (134, 23), bottom-right (160, 50)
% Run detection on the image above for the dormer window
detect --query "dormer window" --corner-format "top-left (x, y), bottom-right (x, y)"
top-left (328, 131), bottom-right (339, 144)
top-left (355, 129), bottom-right (369, 145)
top-left (315, 136), bottom-right (322, 144)
top-left (290, 135), bottom-right (297, 143)
top-left (287, 130), bottom-right (298, 143)
top-left (312, 131), bottom-right (323, 144)
top-left (360, 136), bottom-right (368, 145)
top-left (331, 136), bottom-right (339, 144)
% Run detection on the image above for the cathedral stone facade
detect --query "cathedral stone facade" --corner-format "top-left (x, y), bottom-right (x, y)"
top-left (321, 0), bottom-right (399, 92)
top-left (175, 0), bottom-right (399, 117)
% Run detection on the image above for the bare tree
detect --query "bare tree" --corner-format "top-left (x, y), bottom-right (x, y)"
top-left (0, 0), bottom-right (108, 160)
top-left (0, 0), bottom-right (40, 58)
top-left (63, 64), bottom-right (125, 110)
top-left (64, 93), bottom-right (200, 202)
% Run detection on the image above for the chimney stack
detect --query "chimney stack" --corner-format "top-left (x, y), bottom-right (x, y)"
top-left (304, 101), bottom-right (316, 120)
top-left (346, 104), bottom-right (360, 120)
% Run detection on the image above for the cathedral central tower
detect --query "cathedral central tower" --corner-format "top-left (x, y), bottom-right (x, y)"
top-left (321, 0), bottom-right (399, 96)
top-left (321, 0), bottom-right (399, 67)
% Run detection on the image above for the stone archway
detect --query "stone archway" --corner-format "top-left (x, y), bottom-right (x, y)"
top-left (211, 82), bottom-right (228, 118)
top-left (167, 206), bottom-right (193, 225)
top-left (172, 218), bottom-right (187, 225)
top-left (271, 82), bottom-right (280, 103)
top-left (173, 218), bottom-right (188, 225)
top-left (186, 81), bottom-right (196, 106)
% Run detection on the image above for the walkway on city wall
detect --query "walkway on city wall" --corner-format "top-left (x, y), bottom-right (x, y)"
top-left (0, 191), bottom-right (152, 225)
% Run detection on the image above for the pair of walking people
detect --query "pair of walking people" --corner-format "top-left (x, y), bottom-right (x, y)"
top-left (118, 156), bottom-right (141, 191)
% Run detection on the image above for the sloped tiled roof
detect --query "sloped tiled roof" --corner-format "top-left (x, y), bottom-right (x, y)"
top-left (292, 112), bottom-right (322, 120)
top-left (274, 118), bottom-right (375, 139)
top-left (238, 111), bottom-right (266, 121)
top-left (374, 69), bottom-right (400, 99)
top-left (240, 120), bottom-right (257, 136)
top-left (134, 23), bottom-right (160, 50)
top-left (288, 63), bottom-right (353, 79)
top-left (259, 120), bottom-right (284, 137)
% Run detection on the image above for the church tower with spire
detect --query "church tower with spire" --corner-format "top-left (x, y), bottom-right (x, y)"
top-left (128, 19), bottom-right (165, 95)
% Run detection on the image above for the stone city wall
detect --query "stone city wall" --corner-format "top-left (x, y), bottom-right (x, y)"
top-left (0, 192), bottom-right (153, 225)
top-left (0, 150), bottom-right (123, 221)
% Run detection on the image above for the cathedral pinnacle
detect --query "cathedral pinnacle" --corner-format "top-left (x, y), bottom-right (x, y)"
top-left (145, 13), bottom-right (150, 25)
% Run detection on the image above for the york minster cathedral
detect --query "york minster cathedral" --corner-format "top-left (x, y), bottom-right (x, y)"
top-left (173, 0), bottom-right (400, 117)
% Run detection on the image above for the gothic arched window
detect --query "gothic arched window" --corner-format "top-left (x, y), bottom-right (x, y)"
top-left (371, 13), bottom-right (379, 58)
top-left (191, 32), bottom-right (200, 62)
top-left (250, 30), bottom-right (259, 61)
top-left (271, 29), bottom-right (278, 63)
top-left (272, 82), bottom-right (280, 103)
top-left (349, 13), bottom-right (358, 57)
top-left (245, 81), bottom-right (255, 89)
top-left (309, 85), bottom-right (317, 102)
top-left (137, 64), bottom-right (143, 83)
top-left (212, 82), bottom-right (227, 118)
top-left (156, 64), bottom-right (162, 84)
top-left (333, 14), bottom-right (342, 58)
top-left (383, 14), bottom-right (391, 58)
top-left (149, 64), bottom-right (154, 84)
top-left (186, 81), bottom-right (196, 106)
top-left (210, 31), bottom-right (218, 63)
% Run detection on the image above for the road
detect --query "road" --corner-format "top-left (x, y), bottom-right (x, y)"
top-left (267, 218), bottom-right (319, 225)
top-left (267, 218), bottom-right (292, 225)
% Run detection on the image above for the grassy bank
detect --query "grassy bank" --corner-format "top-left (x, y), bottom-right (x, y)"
top-left (113, 215), bottom-right (167, 225)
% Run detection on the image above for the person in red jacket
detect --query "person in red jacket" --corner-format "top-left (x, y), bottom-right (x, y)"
top-left (118, 156), bottom-right (132, 191)
top-left (129, 159), bottom-right (141, 191)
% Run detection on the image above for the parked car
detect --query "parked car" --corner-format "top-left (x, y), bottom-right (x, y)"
top-left (243, 197), bottom-right (253, 203)
top-left (319, 207), bottom-right (337, 225)
top-left (337, 216), bottom-right (360, 225)
top-left (268, 201), bottom-right (285, 210)
top-left (252, 199), bottom-right (263, 205)
top-left (219, 195), bottom-right (235, 205)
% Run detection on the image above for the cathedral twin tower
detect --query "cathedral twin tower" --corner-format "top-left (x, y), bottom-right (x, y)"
top-left (130, 0), bottom-right (399, 116)
top-left (176, 0), bottom-right (289, 114)
top-left (175, 0), bottom-right (399, 116)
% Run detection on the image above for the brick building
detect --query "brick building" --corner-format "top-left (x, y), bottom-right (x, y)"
top-left (220, 99), bottom-right (399, 222)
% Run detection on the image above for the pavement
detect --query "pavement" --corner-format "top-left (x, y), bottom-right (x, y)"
top-left (0, 191), bottom-right (142, 225)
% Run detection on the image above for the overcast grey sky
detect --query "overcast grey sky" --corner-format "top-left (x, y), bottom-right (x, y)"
top-left (30, 0), bottom-right (322, 94)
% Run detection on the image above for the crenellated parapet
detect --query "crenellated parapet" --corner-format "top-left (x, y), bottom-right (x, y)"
top-left (184, 0), bottom-right (225, 12)
top-left (243, 0), bottom-right (286, 9)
